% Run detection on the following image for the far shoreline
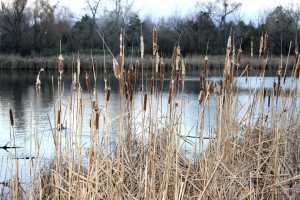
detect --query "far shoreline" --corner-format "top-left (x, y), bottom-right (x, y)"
top-left (0, 54), bottom-right (295, 71)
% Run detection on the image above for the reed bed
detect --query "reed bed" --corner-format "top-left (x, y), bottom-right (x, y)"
top-left (1, 29), bottom-right (300, 200)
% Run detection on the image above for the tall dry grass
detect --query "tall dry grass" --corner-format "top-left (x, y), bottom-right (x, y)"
top-left (1, 29), bottom-right (300, 200)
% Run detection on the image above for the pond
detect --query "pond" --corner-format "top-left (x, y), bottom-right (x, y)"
top-left (0, 67), bottom-right (299, 187)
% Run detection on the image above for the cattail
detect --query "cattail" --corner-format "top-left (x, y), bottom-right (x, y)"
top-left (259, 34), bottom-right (263, 58)
top-left (104, 70), bottom-right (107, 82)
top-left (86, 73), bottom-right (91, 93)
top-left (168, 85), bottom-right (173, 104)
top-left (263, 88), bottom-right (267, 100)
top-left (153, 27), bottom-right (157, 55)
top-left (73, 72), bottom-right (77, 91)
top-left (251, 40), bottom-right (253, 58)
top-left (155, 53), bottom-right (159, 73)
top-left (113, 58), bottom-right (120, 79)
top-left (268, 94), bottom-right (271, 107)
top-left (198, 91), bottom-right (205, 104)
top-left (204, 56), bottom-right (208, 76)
top-left (176, 72), bottom-right (179, 89)
top-left (57, 110), bottom-right (61, 125)
top-left (77, 57), bottom-right (80, 81)
top-left (140, 35), bottom-right (144, 59)
top-left (58, 54), bottom-right (64, 75)
top-left (273, 79), bottom-right (276, 90)
top-left (219, 79), bottom-right (223, 91)
top-left (263, 33), bottom-right (268, 60)
top-left (171, 47), bottom-right (177, 69)
top-left (128, 65), bottom-right (133, 86)
top-left (135, 60), bottom-right (139, 77)
top-left (237, 49), bottom-right (242, 66)
top-left (143, 93), bottom-right (147, 111)
top-left (174, 100), bottom-right (179, 108)
top-left (106, 87), bottom-right (111, 102)
top-left (294, 53), bottom-right (299, 79)
top-left (9, 108), bottom-right (14, 126)
top-left (95, 111), bottom-right (99, 130)
top-left (36, 75), bottom-right (41, 94)
top-left (277, 70), bottom-right (281, 89)
top-left (176, 47), bottom-right (181, 70)
top-left (151, 77), bottom-right (154, 95)
top-left (181, 59), bottom-right (185, 76)
top-left (124, 81), bottom-right (128, 100)
top-left (160, 57), bottom-right (165, 80)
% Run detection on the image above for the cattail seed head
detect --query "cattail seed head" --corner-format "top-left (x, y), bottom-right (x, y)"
top-left (73, 72), bottom-right (77, 91)
top-left (263, 33), bottom-right (268, 60)
top-left (113, 58), bottom-right (120, 79)
top-left (143, 93), bottom-right (147, 111)
top-left (106, 87), bottom-right (111, 102)
top-left (155, 53), bottom-right (159, 73)
top-left (176, 46), bottom-right (181, 70)
top-left (237, 49), bottom-right (242, 65)
top-left (160, 57), bottom-right (165, 80)
top-left (198, 91), bottom-right (205, 104)
top-left (204, 56), bottom-right (208, 76)
top-left (57, 110), bottom-right (61, 125)
top-left (86, 73), bottom-right (91, 93)
top-left (174, 100), bottom-right (179, 108)
top-left (95, 111), bottom-right (99, 130)
top-left (140, 35), bottom-right (144, 59)
top-left (9, 108), bottom-right (14, 126)
top-left (151, 77), bottom-right (154, 95)
top-left (259, 35), bottom-right (263, 57)
top-left (77, 57), bottom-right (80, 80)
top-left (153, 27), bottom-right (157, 55)
top-left (36, 77), bottom-right (41, 94)
top-left (135, 60), bottom-right (139, 77)
top-left (168, 85), bottom-right (173, 104)
top-left (58, 54), bottom-right (64, 74)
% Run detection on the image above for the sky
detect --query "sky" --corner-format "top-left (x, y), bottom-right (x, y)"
top-left (43, 0), bottom-right (297, 22)
top-left (53, 0), bottom-right (296, 22)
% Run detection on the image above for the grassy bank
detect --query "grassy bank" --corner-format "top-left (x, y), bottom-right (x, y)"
top-left (0, 53), bottom-right (295, 70)
top-left (1, 31), bottom-right (300, 199)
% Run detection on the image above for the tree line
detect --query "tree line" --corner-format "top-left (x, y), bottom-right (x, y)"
top-left (0, 0), bottom-right (299, 57)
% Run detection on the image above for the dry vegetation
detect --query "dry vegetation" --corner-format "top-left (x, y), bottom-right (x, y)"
top-left (1, 29), bottom-right (300, 200)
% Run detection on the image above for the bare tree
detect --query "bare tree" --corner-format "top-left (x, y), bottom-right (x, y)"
top-left (196, 0), bottom-right (242, 28)
top-left (0, 0), bottom-right (29, 53)
top-left (86, 0), bottom-right (101, 51)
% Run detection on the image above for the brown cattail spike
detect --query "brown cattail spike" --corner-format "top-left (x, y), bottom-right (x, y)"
top-left (95, 111), bottom-right (99, 130)
top-left (106, 88), bottom-right (111, 102)
top-left (237, 49), bottom-right (242, 66)
top-left (9, 108), bottom-right (14, 126)
top-left (58, 54), bottom-right (64, 76)
top-left (153, 27), bottom-right (157, 56)
top-left (143, 93), bottom-right (147, 111)
top-left (151, 77), bottom-right (154, 95)
top-left (113, 58), bottom-right (120, 79)
top-left (168, 85), bottom-right (173, 104)
top-left (160, 57), bottom-right (165, 80)
top-left (140, 35), bottom-right (144, 59)
top-left (135, 60), bottom-right (139, 77)
top-left (263, 33), bottom-right (268, 60)
top-left (86, 73), bottom-right (91, 93)
top-left (204, 56), bottom-right (208, 76)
